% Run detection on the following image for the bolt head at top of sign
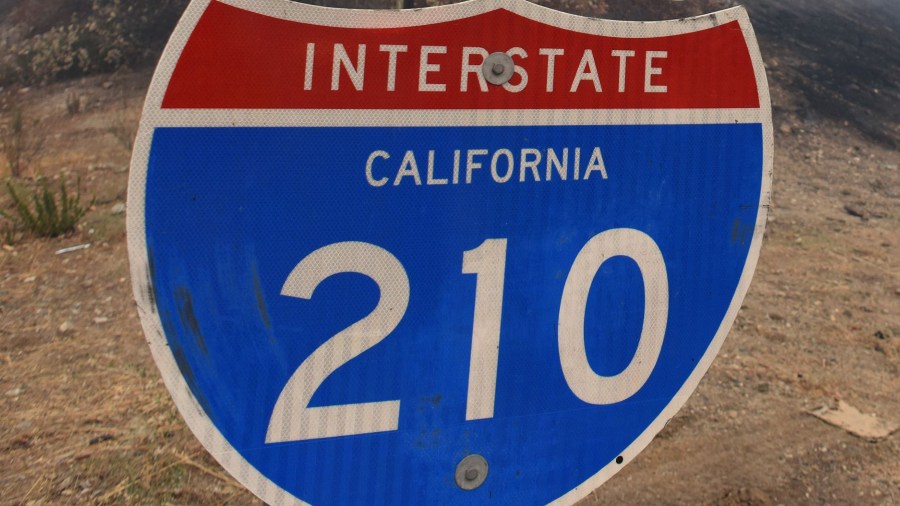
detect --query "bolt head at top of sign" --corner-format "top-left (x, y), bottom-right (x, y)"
top-left (128, 0), bottom-right (772, 504)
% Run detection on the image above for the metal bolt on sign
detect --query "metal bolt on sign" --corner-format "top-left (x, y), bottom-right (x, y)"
top-left (482, 52), bottom-right (515, 85)
top-left (455, 454), bottom-right (489, 490)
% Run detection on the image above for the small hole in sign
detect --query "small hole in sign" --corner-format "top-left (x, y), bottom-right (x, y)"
top-left (615, 456), bottom-right (624, 464)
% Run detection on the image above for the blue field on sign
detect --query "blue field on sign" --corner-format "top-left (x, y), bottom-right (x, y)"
top-left (145, 124), bottom-right (762, 505)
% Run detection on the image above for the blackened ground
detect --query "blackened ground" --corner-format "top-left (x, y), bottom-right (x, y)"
top-left (746, 0), bottom-right (900, 148)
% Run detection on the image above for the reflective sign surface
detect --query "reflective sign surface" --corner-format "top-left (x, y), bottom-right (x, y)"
top-left (128, 0), bottom-right (773, 503)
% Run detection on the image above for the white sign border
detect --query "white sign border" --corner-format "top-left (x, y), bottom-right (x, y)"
top-left (126, 0), bottom-right (774, 504)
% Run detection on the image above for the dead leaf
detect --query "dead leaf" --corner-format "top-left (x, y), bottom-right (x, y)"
top-left (808, 401), bottom-right (899, 440)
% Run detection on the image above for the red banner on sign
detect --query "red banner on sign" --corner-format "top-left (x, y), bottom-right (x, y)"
top-left (163, 1), bottom-right (759, 110)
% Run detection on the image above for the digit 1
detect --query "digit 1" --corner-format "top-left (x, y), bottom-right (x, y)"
top-left (462, 239), bottom-right (507, 421)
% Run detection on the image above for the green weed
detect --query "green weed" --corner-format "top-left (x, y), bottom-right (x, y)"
top-left (1, 108), bottom-right (44, 178)
top-left (107, 94), bottom-right (136, 152)
top-left (5, 177), bottom-right (93, 237)
top-left (65, 91), bottom-right (82, 115)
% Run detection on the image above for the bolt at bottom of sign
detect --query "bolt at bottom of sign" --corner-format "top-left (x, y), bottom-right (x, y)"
top-left (455, 454), bottom-right (489, 490)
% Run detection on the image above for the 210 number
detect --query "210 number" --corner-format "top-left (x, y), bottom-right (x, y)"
top-left (265, 228), bottom-right (667, 443)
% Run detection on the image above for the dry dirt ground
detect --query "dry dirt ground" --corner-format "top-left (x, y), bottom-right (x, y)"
top-left (1, 2), bottom-right (898, 505)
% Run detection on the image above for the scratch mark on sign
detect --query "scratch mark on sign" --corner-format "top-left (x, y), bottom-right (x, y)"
top-left (171, 344), bottom-right (214, 419)
top-left (175, 286), bottom-right (207, 354)
top-left (731, 217), bottom-right (749, 245)
top-left (252, 263), bottom-right (272, 329)
top-left (145, 247), bottom-right (157, 313)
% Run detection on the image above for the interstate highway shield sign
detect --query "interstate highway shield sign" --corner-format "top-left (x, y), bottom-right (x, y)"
top-left (128, 0), bottom-right (772, 503)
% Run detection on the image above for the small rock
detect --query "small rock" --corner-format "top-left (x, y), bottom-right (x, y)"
top-left (110, 203), bottom-right (126, 215)
top-left (58, 477), bottom-right (73, 490)
top-left (88, 434), bottom-right (115, 445)
top-left (23, 276), bottom-right (36, 283)
top-left (15, 420), bottom-right (32, 430)
top-left (58, 321), bottom-right (75, 336)
top-left (873, 330), bottom-right (891, 340)
top-left (5, 386), bottom-right (24, 397)
top-left (93, 316), bottom-right (109, 324)
top-left (715, 488), bottom-right (774, 506)
top-left (844, 204), bottom-right (868, 220)
top-left (101, 81), bottom-right (114, 89)
top-left (757, 383), bottom-right (770, 393)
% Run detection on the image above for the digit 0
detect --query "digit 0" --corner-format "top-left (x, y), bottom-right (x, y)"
top-left (558, 228), bottom-right (668, 405)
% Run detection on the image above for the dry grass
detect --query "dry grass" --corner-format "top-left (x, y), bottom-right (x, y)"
top-left (0, 72), bottom-right (261, 506)
top-left (1, 5), bottom-right (898, 500)
top-left (0, 234), bottom-right (260, 505)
